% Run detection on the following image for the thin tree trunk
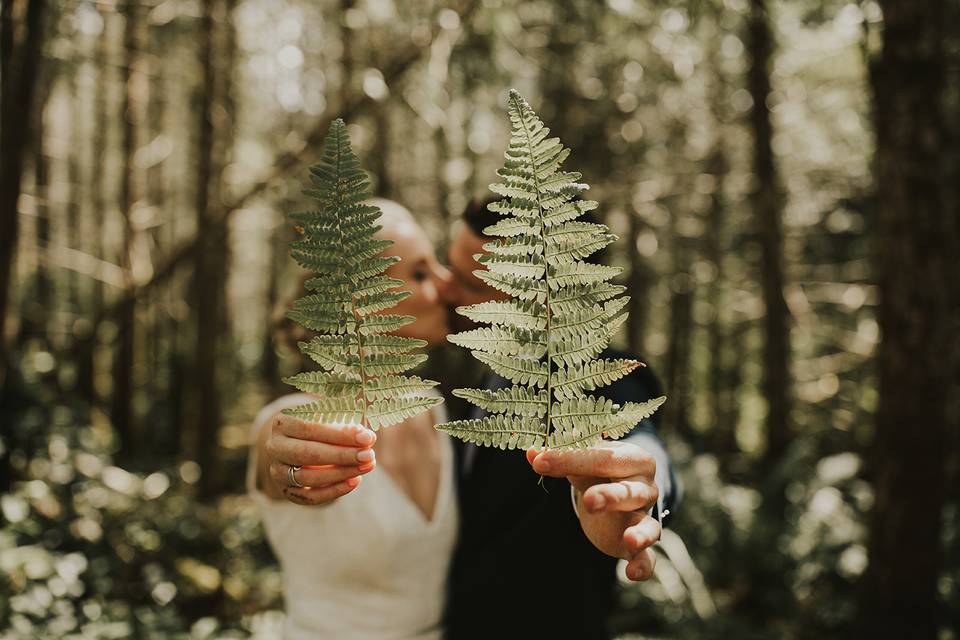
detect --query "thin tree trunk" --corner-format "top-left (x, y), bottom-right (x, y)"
top-left (858, 1), bottom-right (954, 636)
top-left (747, 0), bottom-right (791, 468)
top-left (664, 196), bottom-right (695, 443)
top-left (189, 0), bottom-right (229, 498)
top-left (0, 0), bottom-right (46, 384)
top-left (67, 68), bottom-right (82, 314)
top-left (110, 0), bottom-right (141, 455)
top-left (626, 212), bottom-right (653, 357)
top-left (144, 18), bottom-right (170, 453)
top-left (76, 7), bottom-right (111, 402)
top-left (32, 103), bottom-right (52, 340)
top-left (373, 108), bottom-right (392, 197)
top-left (260, 222), bottom-right (283, 391)
top-left (704, 146), bottom-right (737, 460)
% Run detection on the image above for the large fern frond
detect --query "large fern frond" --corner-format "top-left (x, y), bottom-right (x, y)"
top-left (436, 91), bottom-right (665, 450)
top-left (282, 119), bottom-right (442, 429)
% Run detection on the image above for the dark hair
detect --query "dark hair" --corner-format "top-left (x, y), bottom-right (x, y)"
top-left (461, 195), bottom-right (505, 238)
top-left (460, 196), bottom-right (609, 265)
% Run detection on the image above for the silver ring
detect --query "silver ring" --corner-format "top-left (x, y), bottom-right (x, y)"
top-left (288, 465), bottom-right (304, 488)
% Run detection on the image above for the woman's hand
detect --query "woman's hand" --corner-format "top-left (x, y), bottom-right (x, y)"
top-left (258, 413), bottom-right (377, 505)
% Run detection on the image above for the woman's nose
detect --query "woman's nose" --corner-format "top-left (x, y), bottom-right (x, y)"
top-left (433, 264), bottom-right (458, 305)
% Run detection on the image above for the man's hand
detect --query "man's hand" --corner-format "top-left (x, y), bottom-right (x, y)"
top-left (260, 413), bottom-right (377, 505)
top-left (526, 441), bottom-right (661, 582)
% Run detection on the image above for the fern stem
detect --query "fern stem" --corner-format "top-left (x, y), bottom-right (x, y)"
top-left (355, 310), bottom-right (369, 429)
top-left (333, 124), bottom-right (369, 429)
top-left (511, 92), bottom-right (553, 450)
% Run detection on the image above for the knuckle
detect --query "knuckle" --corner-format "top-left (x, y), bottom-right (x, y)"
top-left (293, 440), bottom-right (312, 463)
top-left (639, 526), bottom-right (660, 548)
top-left (649, 483), bottom-right (660, 505)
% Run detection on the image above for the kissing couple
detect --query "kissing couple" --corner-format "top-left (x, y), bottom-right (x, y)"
top-left (247, 197), bottom-right (680, 639)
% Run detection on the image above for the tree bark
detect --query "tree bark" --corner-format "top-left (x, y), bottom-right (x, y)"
top-left (0, 0), bottom-right (47, 492)
top-left (76, 7), bottom-right (111, 402)
top-left (0, 0), bottom-right (46, 384)
top-left (626, 212), bottom-right (653, 358)
top-left (704, 146), bottom-right (738, 460)
top-left (858, 1), bottom-right (954, 637)
top-left (747, 0), bottom-right (791, 467)
top-left (664, 190), bottom-right (695, 443)
top-left (110, 0), bottom-right (142, 455)
top-left (189, 0), bottom-right (235, 498)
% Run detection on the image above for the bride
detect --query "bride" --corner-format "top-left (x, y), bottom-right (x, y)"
top-left (246, 199), bottom-right (457, 639)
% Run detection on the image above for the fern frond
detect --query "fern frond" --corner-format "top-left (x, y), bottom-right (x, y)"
top-left (447, 326), bottom-right (547, 358)
top-left (452, 386), bottom-right (548, 417)
top-left (283, 119), bottom-right (442, 430)
top-left (364, 375), bottom-right (439, 401)
top-left (282, 371), bottom-right (361, 396)
top-left (436, 415), bottom-right (547, 450)
top-left (550, 396), bottom-right (667, 449)
top-left (441, 91), bottom-right (663, 450)
top-left (456, 299), bottom-right (547, 330)
top-left (473, 352), bottom-right (548, 387)
top-left (283, 397), bottom-right (364, 425)
top-left (367, 395), bottom-right (444, 430)
top-left (552, 359), bottom-right (640, 399)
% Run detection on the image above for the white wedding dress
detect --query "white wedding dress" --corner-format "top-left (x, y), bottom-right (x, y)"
top-left (246, 392), bottom-right (458, 640)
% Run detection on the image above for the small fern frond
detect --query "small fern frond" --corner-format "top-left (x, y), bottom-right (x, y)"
top-left (452, 386), bottom-right (548, 417)
top-left (550, 396), bottom-right (667, 449)
top-left (437, 91), bottom-right (664, 450)
top-left (283, 119), bottom-right (441, 430)
top-left (367, 395), bottom-right (444, 430)
top-left (436, 415), bottom-right (547, 450)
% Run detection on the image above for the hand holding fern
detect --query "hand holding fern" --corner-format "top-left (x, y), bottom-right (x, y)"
top-left (260, 413), bottom-right (377, 506)
top-left (526, 440), bottom-right (661, 581)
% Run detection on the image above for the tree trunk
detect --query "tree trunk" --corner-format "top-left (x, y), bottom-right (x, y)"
top-left (747, 0), bottom-right (791, 468)
top-left (373, 108), bottom-right (392, 197)
top-left (110, 0), bottom-right (141, 456)
top-left (189, 0), bottom-right (236, 498)
top-left (76, 6), bottom-right (111, 402)
top-left (0, 0), bottom-right (46, 384)
top-left (704, 146), bottom-right (738, 460)
top-left (626, 212), bottom-right (653, 358)
top-left (858, 1), bottom-right (954, 637)
top-left (664, 193), bottom-right (695, 444)
top-left (31, 101), bottom-right (52, 340)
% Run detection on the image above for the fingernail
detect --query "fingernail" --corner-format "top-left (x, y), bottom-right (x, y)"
top-left (346, 477), bottom-right (360, 488)
top-left (355, 429), bottom-right (374, 446)
top-left (591, 495), bottom-right (606, 512)
top-left (357, 462), bottom-right (375, 473)
top-left (356, 449), bottom-right (375, 463)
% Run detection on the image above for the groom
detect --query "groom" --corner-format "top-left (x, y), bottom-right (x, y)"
top-left (437, 198), bottom-right (679, 639)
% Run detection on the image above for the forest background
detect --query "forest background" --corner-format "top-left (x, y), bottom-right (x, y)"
top-left (1, 0), bottom-right (958, 638)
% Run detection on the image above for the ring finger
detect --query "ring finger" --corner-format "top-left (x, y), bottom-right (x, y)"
top-left (271, 461), bottom-right (373, 489)
top-left (283, 477), bottom-right (362, 504)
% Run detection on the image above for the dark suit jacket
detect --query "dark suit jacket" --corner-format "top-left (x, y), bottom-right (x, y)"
top-left (443, 348), bottom-right (678, 640)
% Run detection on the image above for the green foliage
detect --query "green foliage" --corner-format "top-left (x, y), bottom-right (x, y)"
top-left (282, 119), bottom-right (441, 429)
top-left (436, 91), bottom-right (665, 450)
